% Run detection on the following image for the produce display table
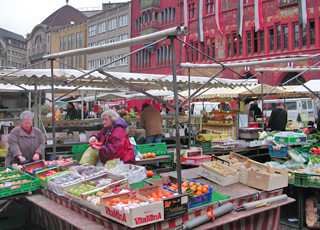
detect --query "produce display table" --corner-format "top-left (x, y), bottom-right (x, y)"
top-left (207, 145), bottom-right (270, 159)
top-left (136, 155), bottom-right (173, 173)
top-left (23, 167), bottom-right (294, 230)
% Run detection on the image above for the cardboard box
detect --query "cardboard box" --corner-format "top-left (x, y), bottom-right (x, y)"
top-left (0, 141), bottom-right (8, 149)
top-left (199, 161), bottom-right (240, 186)
top-left (275, 133), bottom-right (307, 144)
top-left (239, 160), bottom-right (267, 185)
top-left (23, 160), bottom-right (56, 177)
top-left (240, 159), bottom-right (288, 191)
top-left (143, 175), bottom-right (185, 187)
top-left (215, 152), bottom-right (248, 171)
top-left (101, 192), bottom-right (164, 228)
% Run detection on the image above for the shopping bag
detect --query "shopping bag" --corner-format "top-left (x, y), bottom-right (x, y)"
top-left (79, 147), bottom-right (99, 165)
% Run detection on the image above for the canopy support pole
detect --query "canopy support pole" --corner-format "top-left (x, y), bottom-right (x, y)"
top-left (50, 59), bottom-right (57, 161)
top-left (188, 68), bottom-right (191, 148)
top-left (169, 36), bottom-right (182, 194)
top-left (261, 72), bottom-right (265, 130)
top-left (33, 82), bottom-right (38, 128)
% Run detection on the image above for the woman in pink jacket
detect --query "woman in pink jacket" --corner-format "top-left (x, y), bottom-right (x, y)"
top-left (89, 109), bottom-right (135, 165)
top-left (5, 110), bottom-right (45, 166)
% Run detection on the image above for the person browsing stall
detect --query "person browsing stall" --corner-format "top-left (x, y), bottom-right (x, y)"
top-left (268, 101), bottom-right (288, 131)
top-left (88, 109), bottom-right (136, 165)
top-left (66, 102), bottom-right (78, 120)
top-left (5, 111), bottom-right (45, 166)
top-left (140, 103), bottom-right (163, 144)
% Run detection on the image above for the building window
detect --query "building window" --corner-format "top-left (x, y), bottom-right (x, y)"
top-left (309, 21), bottom-right (315, 46)
top-left (119, 14), bottom-right (128, 27)
top-left (190, 42), bottom-right (194, 62)
top-left (107, 56), bottom-right (116, 68)
top-left (76, 32), bottom-right (82, 48)
top-left (172, 8), bottom-right (176, 23)
top-left (239, 36), bottom-right (243, 55)
top-left (294, 24), bottom-right (299, 48)
top-left (195, 43), bottom-right (198, 62)
top-left (189, 3), bottom-right (196, 19)
top-left (302, 27), bottom-right (307, 47)
top-left (207, 39), bottom-right (210, 58)
top-left (283, 26), bottom-right (288, 50)
top-left (260, 31), bottom-right (264, 53)
top-left (97, 40), bottom-right (105, 46)
top-left (88, 60), bottom-right (95, 70)
top-left (227, 37), bottom-right (231, 57)
top-left (276, 25), bottom-right (281, 50)
top-left (59, 57), bottom-right (65, 69)
top-left (108, 37), bottom-right (117, 43)
top-left (118, 55), bottom-right (128, 66)
top-left (211, 40), bottom-right (215, 59)
top-left (206, 0), bottom-right (214, 14)
top-left (247, 32), bottom-right (252, 54)
top-left (253, 31), bottom-right (258, 53)
top-left (119, 33), bottom-right (128, 41)
top-left (233, 33), bottom-right (237, 56)
top-left (60, 36), bottom-right (66, 51)
top-left (88, 25), bottom-right (96, 37)
top-left (108, 18), bottom-right (117, 30)
top-left (98, 22), bottom-right (106, 34)
top-left (98, 58), bottom-right (106, 67)
top-left (269, 28), bottom-right (274, 51)
top-left (202, 42), bottom-right (205, 60)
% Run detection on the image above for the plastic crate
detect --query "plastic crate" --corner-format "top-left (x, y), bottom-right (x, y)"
top-left (0, 170), bottom-right (26, 182)
top-left (72, 144), bottom-right (90, 154)
top-left (294, 146), bottom-right (310, 154)
top-left (23, 160), bottom-right (56, 177)
top-left (300, 173), bottom-right (320, 188)
top-left (0, 174), bottom-right (39, 198)
top-left (192, 142), bottom-right (212, 153)
top-left (164, 179), bottom-right (212, 208)
top-left (0, 199), bottom-right (30, 230)
top-left (184, 155), bottom-right (212, 166)
top-left (0, 166), bottom-right (17, 173)
top-left (269, 145), bottom-right (288, 157)
top-left (136, 142), bottom-right (167, 155)
top-left (288, 171), bottom-right (303, 187)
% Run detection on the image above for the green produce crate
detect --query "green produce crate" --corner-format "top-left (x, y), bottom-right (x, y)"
top-left (300, 173), bottom-right (320, 188)
top-left (0, 170), bottom-right (26, 182)
top-left (74, 152), bottom-right (85, 163)
top-left (72, 144), bottom-right (90, 154)
top-left (0, 199), bottom-right (30, 230)
top-left (294, 146), bottom-right (310, 154)
top-left (136, 142), bottom-right (168, 155)
top-left (192, 142), bottom-right (212, 153)
top-left (0, 174), bottom-right (39, 198)
top-left (0, 166), bottom-right (17, 173)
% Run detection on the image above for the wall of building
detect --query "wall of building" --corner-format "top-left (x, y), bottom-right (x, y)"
top-left (87, 2), bottom-right (131, 72)
top-left (131, 0), bottom-right (320, 85)
top-left (50, 22), bottom-right (87, 70)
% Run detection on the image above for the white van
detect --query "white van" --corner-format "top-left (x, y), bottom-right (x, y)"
top-left (253, 98), bottom-right (317, 121)
top-left (188, 102), bottom-right (231, 115)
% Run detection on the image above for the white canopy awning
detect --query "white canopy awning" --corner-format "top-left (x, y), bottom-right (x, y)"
top-left (0, 69), bottom-right (258, 91)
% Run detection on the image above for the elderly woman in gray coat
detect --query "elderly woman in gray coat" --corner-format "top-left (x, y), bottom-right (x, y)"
top-left (5, 110), bottom-right (45, 166)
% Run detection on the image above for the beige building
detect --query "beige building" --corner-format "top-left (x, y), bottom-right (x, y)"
top-left (26, 5), bottom-right (88, 69)
top-left (0, 27), bottom-right (26, 68)
top-left (87, 2), bottom-right (131, 72)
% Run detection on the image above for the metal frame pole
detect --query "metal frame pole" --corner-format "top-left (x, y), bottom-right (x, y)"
top-left (50, 59), bottom-right (56, 160)
top-left (170, 36), bottom-right (182, 194)
top-left (261, 72), bottom-right (264, 130)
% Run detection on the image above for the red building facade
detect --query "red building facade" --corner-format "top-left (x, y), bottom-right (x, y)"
top-left (131, 0), bottom-right (320, 86)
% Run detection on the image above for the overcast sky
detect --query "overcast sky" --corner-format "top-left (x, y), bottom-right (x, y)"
top-left (0, 0), bottom-right (129, 38)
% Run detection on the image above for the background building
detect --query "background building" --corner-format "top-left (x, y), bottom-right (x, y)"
top-left (87, 2), bottom-right (131, 72)
top-left (0, 27), bottom-right (26, 68)
top-left (26, 5), bottom-right (89, 69)
top-left (131, 0), bottom-right (320, 85)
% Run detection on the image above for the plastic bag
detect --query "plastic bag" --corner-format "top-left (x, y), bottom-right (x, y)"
top-left (79, 147), bottom-right (99, 166)
top-left (104, 158), bottom-right (118, 170)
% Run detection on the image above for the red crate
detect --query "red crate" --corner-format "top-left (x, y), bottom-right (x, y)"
top-left (184, 155), bottom-right (212, 166)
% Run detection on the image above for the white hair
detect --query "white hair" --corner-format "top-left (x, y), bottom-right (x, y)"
top-left (101, 109), bottom-right (119, 122)
top-left (20, 110), bottom-right (34, 121)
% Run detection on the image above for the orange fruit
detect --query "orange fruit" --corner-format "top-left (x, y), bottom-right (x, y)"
top-left (164, 191), bottom-right (172, 197)
top-left (202, 187), bottom-right (208, 193)
top-left (195, 191), bottom-right (202, 196)
top-left (146, 170), bottom-right (154, 177)
top-left (104, 201), bottom-right (111, 206)
top-left (188, 181), bottom-right (194, 187)
top-left (203, 185), bottom-right (209, 189)
top-left (195, 182), bottom-right (201, 186)
top-left (182, 182), bottom-right (188, 188)
top-left (147, 153), bottom-right (152, 158)
top-left (151, 153), bottom-right (156, 158)
top-left (150, 192), bottom-right (158, 198)
top-left (196, 186), bottom-right (203, 191)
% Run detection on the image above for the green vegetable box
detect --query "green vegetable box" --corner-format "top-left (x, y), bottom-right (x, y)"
top-left (275, 132), bottom-right (307, 145)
